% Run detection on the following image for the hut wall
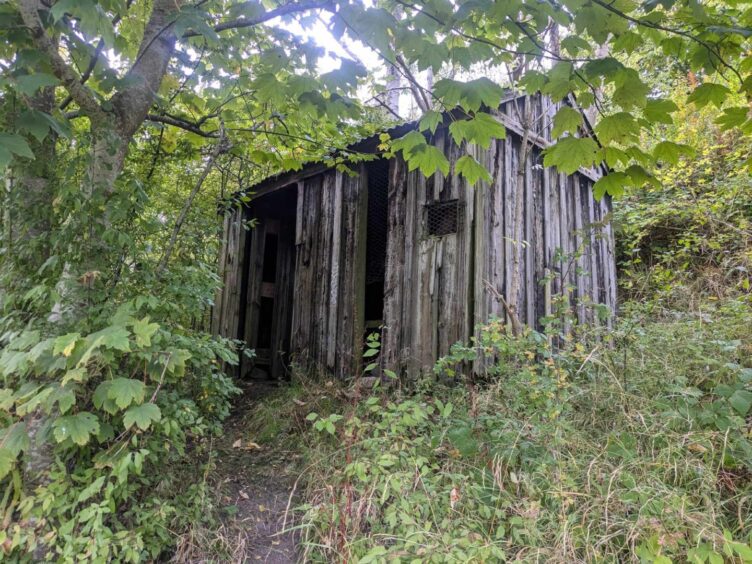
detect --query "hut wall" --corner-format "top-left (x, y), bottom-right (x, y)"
top-left (381, 96), bottom-right (616, 375)
top-left (290, 168), bottom-right (368, 379)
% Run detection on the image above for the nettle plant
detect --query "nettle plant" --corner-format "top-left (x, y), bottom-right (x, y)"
top-left (0, 297), bottom-right (239, 561)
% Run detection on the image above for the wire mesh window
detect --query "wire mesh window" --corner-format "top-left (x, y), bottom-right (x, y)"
top-left (425, 199), bottom-right (462, 237)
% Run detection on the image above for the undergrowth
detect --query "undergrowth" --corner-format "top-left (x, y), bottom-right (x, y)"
top-left (290, 298), bottom-right (752, 563)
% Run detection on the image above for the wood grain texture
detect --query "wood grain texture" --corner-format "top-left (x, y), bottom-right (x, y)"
top-left (214, 94), bottom-right (617, 380)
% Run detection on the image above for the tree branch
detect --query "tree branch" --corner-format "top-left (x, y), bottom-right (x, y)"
top-left (157, 134), bottom-right (229, 276)
top-left (183, 0), bottom-right (334, 37)
top-left (146, 113), bottom-right (219, 137)
top-left (17, 0), bottom-right (106, 121)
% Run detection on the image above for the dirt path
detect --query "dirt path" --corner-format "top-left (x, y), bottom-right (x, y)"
top-left (210, 382), bottom-right (304, 563)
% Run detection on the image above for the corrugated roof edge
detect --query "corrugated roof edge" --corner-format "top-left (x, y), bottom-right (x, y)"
top-left (229, 91), bottom-right (606, 206)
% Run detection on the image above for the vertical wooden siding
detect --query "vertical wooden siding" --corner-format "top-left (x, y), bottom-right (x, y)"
top-left (214, 95), bottom-right (618, 380)
top-left (211, 206), bottom-right (247, 374)
top-left (382, 98), bottom-right (616, 375)
top-left (290, 169), bottom-right (368, 379)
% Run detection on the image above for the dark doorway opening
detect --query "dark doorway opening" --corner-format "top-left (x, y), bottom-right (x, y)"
top-left (240, 185), bottom-right (297, 381)
top-left (364, 159), bottom-right (390, 342)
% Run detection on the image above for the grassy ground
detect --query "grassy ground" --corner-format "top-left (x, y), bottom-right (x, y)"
top-left (178, 298), bottom-right (752, 563)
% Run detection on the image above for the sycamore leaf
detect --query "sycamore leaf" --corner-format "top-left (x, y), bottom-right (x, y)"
top-left (391, 130), bottom-right (426, 155)
top-left (53, 412), bottom-right (99, 446)
top-left (455, 155), bottom-right (492, 185)
top-left (653, 141), bottom-right (695, 164)
top-left (93, 381), bottom-right (117, 414)
top-left (108, 378), bottom-right (146, 410)
top-left (594, 112), bottom-right (639, 144)
top-left (0, 147), bottom-right (11, 170)
top-left (434, 77), bottom-right (504, 112)
top-left (132, 317), bottom-right (159, 348)
top-left (593, 172), bottom-right (629, 199)
top-left (448, 112), bottom-right (506, 149)
top-left (53, 332), bottom-right (81, 357)
top-left (49, 385), bottom-right (77, 414)
top-left (543, 137), bottom-right (600, 175)
top-left (0, 422), bottom-right (29, 456)
top-left (123, 403), bottom-right (161, 431)
top-left (552, 106), bottom-right (583, 138)
top-left (0, 134), bottom-right (34, 160)
top-left (688, 83), bottom-right (731, 108)
top-left (15, 73), bottom-right (59, 97)
top-left (419, 110), bottom-right (443, 134)
top-left (643, 99), bottom-right (678, 124)
top-left (625, 164), bottom-right (659, 187)
top-left (715, 106), bottom-right (750, 130)
top-left (612, 68), bottom-right (649, 109)
top-left (406, 144), bottom-right (450, 177)
top-left (0, 448), bottom-right (15, 480)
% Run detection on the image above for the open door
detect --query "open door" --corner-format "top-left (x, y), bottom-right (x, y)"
top-left (239, 186), bottom-right (297, 380)
top-left (363, 159), bottom-right (390, 348)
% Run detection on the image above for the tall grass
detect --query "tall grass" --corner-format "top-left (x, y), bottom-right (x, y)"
top-left (296, 299), bottom-right (752, 562)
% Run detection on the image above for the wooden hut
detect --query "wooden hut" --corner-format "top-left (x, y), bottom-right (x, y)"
top-left (212, 93), bottom-right (617, 380)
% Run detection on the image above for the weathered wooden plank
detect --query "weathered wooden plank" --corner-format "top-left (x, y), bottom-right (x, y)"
top-left (212, 212), bottom-right (231, 336)
top-left (382, 156), bottom-right (408, 374)
top-left (326, 172), bottom-right (344, 369)
top-left (524, 145), bottom-right (535, 327)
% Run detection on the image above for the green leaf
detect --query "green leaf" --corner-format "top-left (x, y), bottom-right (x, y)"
top-left (0, 133), bottom-right (34, 160)
top-left (552, 106), bottom-right (583, 138)
top-left (543, 136), bottom-right (600, 175)
top-left (53, 412), bottom-right (100, 446)
top-left (688, 83), bottom-right (731, 108)
top-left (123, 403), bottom-right (161, 431)
top-left (97, 326), bottom-right (131, 352)
top-left (0, 422), bottom-right (29, 456)
top-left (0, 449), bottom-right (16, 480)
top-left (419, 110), bottom-right (443, 134)
top-left (16, 110), bottom-right (71, 142)
top-left (48, 385), bottom-right (77, 414)
top-left (455, 155), bottom-right (492, 185)
top-left (434, 77), bottom-right (504, 112)
top-left (594, 112), bottom-right (639, 145)
top-left (593, 172), bottom-right (629, 199)
top-left (448, 112), bottom-right (506, 149)
top-left (404, 144), bottom-right (450, 177)
top-left (391, 130), bottom-right (427, 155)
top-left (643, 99), bottom-right (678, 124)
top-left (728, 390), bottom-right (752, 416)
top-left (612, 69), bottom-right (649, 109)
top-left (15, 73), bottom-right (59, 97)
top-left (108, 378), bottom-right (146, 410)
top-left (53, 332), bottom-right (80, 357)
top-left (625, 164), bottom-right (659, 188)
top-left (653, 141), bottom-right (695, 164)
top-left (715, 106), bottom-right (750, 131)
top-left (132, 317), bottom-right (159, 348)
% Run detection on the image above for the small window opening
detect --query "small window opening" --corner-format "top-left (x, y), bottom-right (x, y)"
top-left (426, 199), bottom-right (461, 237)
